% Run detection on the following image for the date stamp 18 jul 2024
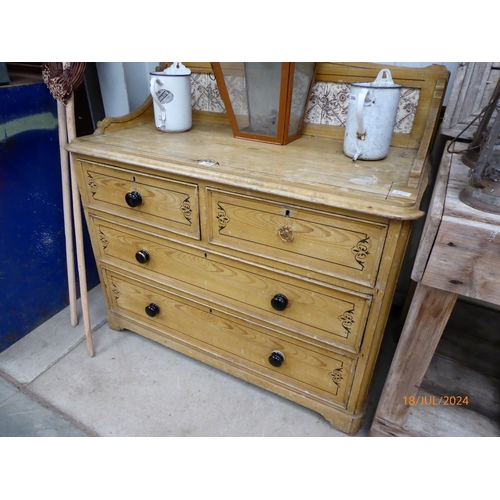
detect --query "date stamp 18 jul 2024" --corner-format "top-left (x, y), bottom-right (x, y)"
top-left (403, 395), bottom-right (469, 406)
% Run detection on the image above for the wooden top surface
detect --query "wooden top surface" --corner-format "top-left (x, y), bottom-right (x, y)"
top-left (415, 144), bottom-right (500, 303)
top-left (67, 120), bottom-right (428, 220)
top-left (412, 142), bottom-right (500, 282)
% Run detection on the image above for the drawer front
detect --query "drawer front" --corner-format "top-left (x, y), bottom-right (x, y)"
top-left (105, 270), bottom-right (356, 408)
top-left (207, 189), bottom-right (387, 287)
top-left (78, 160), bottom-right (200, 239)
top-left (94, 219), bottom-right (371, 351)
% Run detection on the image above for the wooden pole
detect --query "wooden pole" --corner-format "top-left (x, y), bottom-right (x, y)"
top-left (65, 94), bottom-right (94, 357)
top-left (57, 100), bottom-right (78, 327)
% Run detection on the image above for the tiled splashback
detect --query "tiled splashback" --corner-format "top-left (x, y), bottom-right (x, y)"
top-left (191, 72), bottom-right (419, 134)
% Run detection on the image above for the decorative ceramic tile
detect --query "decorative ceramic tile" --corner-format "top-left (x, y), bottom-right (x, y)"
top-left (191, 73), bottom-right (225, 113)
top-left (190, 73), bottom-right (420, 134)
top-left (395, 88), bottom-right (419, 133)
top-left (306, 82), bottom-right (351, 126)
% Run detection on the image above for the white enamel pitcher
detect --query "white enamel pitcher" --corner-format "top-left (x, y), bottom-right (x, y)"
top-left (150, 62), bottom-right (192, 133)
top-left (343, 69), bottom-right (402, 161)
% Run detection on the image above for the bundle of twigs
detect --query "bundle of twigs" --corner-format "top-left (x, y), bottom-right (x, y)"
top-left (43, 62), bottom-right (94, 357)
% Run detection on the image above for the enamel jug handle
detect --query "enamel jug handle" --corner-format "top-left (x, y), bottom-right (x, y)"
top-left (374, 68), bottom-right (394, 85)
top-left (356, 88), bottom-right (369, 140)
top-left (150, 78), bottom-right (166, 123)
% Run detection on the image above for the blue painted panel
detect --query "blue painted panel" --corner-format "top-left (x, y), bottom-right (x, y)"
top-left (0, 82), bottom-right (99, 352)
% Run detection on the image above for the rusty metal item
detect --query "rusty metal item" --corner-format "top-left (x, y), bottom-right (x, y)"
top-left (459, 78), bottom-right (500, 214)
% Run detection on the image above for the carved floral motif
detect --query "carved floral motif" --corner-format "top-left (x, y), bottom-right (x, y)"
top-left (98, 228), bottom-right (108, 250)
top-left (338, 309), bottom-right (355, 335)
top-left (110, 280), bottom-right (120, 300)
top-left (329, 367), bottom-right (345, 392)
top-left (351, 237), bottom-right (370, 270)
top-left (216, 203), bottom-right (230, 231)
top-left (180, 197), bottom-right (192, 224)
top-left (87, 172), bottom-right (98, 197)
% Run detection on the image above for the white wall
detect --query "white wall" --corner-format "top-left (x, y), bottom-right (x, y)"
top-left (377, 62), bottom-right (459, 104)
top-left (123, 62), bottom-right (159, 111)
top-left (96, 62), bottom-right (158, 117)
top-left (96, 62), bottom-right (459, 117)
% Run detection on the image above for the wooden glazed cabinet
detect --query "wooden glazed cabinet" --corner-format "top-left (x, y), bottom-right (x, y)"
top-left (67, 62), bottom-right (448, 434)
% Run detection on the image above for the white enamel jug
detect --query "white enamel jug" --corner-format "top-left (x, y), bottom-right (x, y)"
top-left (150, 62), bottom-right (192, 133)
top-left (343, 69), bottom-right (402, 161)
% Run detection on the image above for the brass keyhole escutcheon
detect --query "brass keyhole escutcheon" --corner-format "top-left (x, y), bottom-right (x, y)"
top-left (278, 225), bottom-right (294, 242)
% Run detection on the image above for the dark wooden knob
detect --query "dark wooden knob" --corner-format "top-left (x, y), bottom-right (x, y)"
top-left (135, 250), bottom-right (150, 264)
top-left (271, 294), bottom-right (288, 311)
top-left (268, 350), bottom-right (285, 367)
top-left (125, 191), bottom-right (142, 207)
top-left (145, 303), bottom-right (160, 317)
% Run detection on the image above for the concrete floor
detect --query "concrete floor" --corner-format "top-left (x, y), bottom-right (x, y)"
top-left (0, 285), bottom-right (399, 437)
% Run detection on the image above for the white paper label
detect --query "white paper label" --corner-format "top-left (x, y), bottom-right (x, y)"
top-left (391, 189), bottom-right (412, 197)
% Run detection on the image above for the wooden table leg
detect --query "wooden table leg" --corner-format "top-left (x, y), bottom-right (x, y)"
top-left (370, 282), bottom-right (457, 436)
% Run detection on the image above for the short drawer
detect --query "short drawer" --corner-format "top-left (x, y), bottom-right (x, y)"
top-left (105, 270), bottom-right (356, 408)
top-left (78, 159), bottom-right (200, 239)
top-left (207, 189), bottom-right (387, 287)
top-left (94, 219), bottom-right (371, 352)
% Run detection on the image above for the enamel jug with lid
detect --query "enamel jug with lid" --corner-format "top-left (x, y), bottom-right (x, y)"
top-left (343, 69), bottom-right (402, 161)
top-left (150, 62), bottom-right (192, 133)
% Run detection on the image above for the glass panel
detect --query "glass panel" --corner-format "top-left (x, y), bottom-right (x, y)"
top-left (288, 62), bottom-right (316, 137)
top-left (219, 62), bottom-right (282, 138)
top-left (245, 62), bottom-right (281, 137)
top-left (220, 62), bottom-right (249, 127)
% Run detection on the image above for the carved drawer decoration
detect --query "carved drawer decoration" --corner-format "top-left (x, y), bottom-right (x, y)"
top-left (105, 270), bottom-right (356, 408)
top-left (207, 188), bottom-right (387, 287)
top-left (79, 160), bottom-right (200, 239)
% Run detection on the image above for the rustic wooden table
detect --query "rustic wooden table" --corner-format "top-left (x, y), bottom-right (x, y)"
top-left (370, 142), bottom-right (500, 437)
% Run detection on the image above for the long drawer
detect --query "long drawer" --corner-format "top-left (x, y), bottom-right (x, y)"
top-left (77, 159), bottom-right (200, 239)
top-left (93, 217), bottom-right (371, 352)
top-left (104, 269), bottom-right (356, 408)
top-left (207, 188), bottom-right (387, 287)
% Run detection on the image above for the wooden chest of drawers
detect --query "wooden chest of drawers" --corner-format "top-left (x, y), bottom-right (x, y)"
top-left (67, 63), bottom-right (448, 434)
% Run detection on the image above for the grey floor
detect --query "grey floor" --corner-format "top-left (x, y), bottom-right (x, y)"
top-left (0, 285), bottom-right (399, 437)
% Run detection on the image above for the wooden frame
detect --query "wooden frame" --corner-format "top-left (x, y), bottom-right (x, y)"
top-left (441, 62), bottom-right (500, 140)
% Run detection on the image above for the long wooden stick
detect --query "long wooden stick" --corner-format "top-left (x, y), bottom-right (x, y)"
top-left (57, 100), bottom-right (78, 327)
top-left (66, 94), bottom-right (94, 357)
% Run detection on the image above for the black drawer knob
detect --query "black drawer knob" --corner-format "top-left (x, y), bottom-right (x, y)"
top-left (271, 294), bottom-right (288, 311)
top-left (125, 191), bottom-right (142, 207)
top-left (268, 350), bottom-right (285, 368)
top-left (135, 250), bottom-right (150, 264)
top-left (145, 303), bottom-right (160, 317)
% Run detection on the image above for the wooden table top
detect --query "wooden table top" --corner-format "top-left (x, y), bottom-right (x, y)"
top-left (414, 143), bottom-right (500, 305)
